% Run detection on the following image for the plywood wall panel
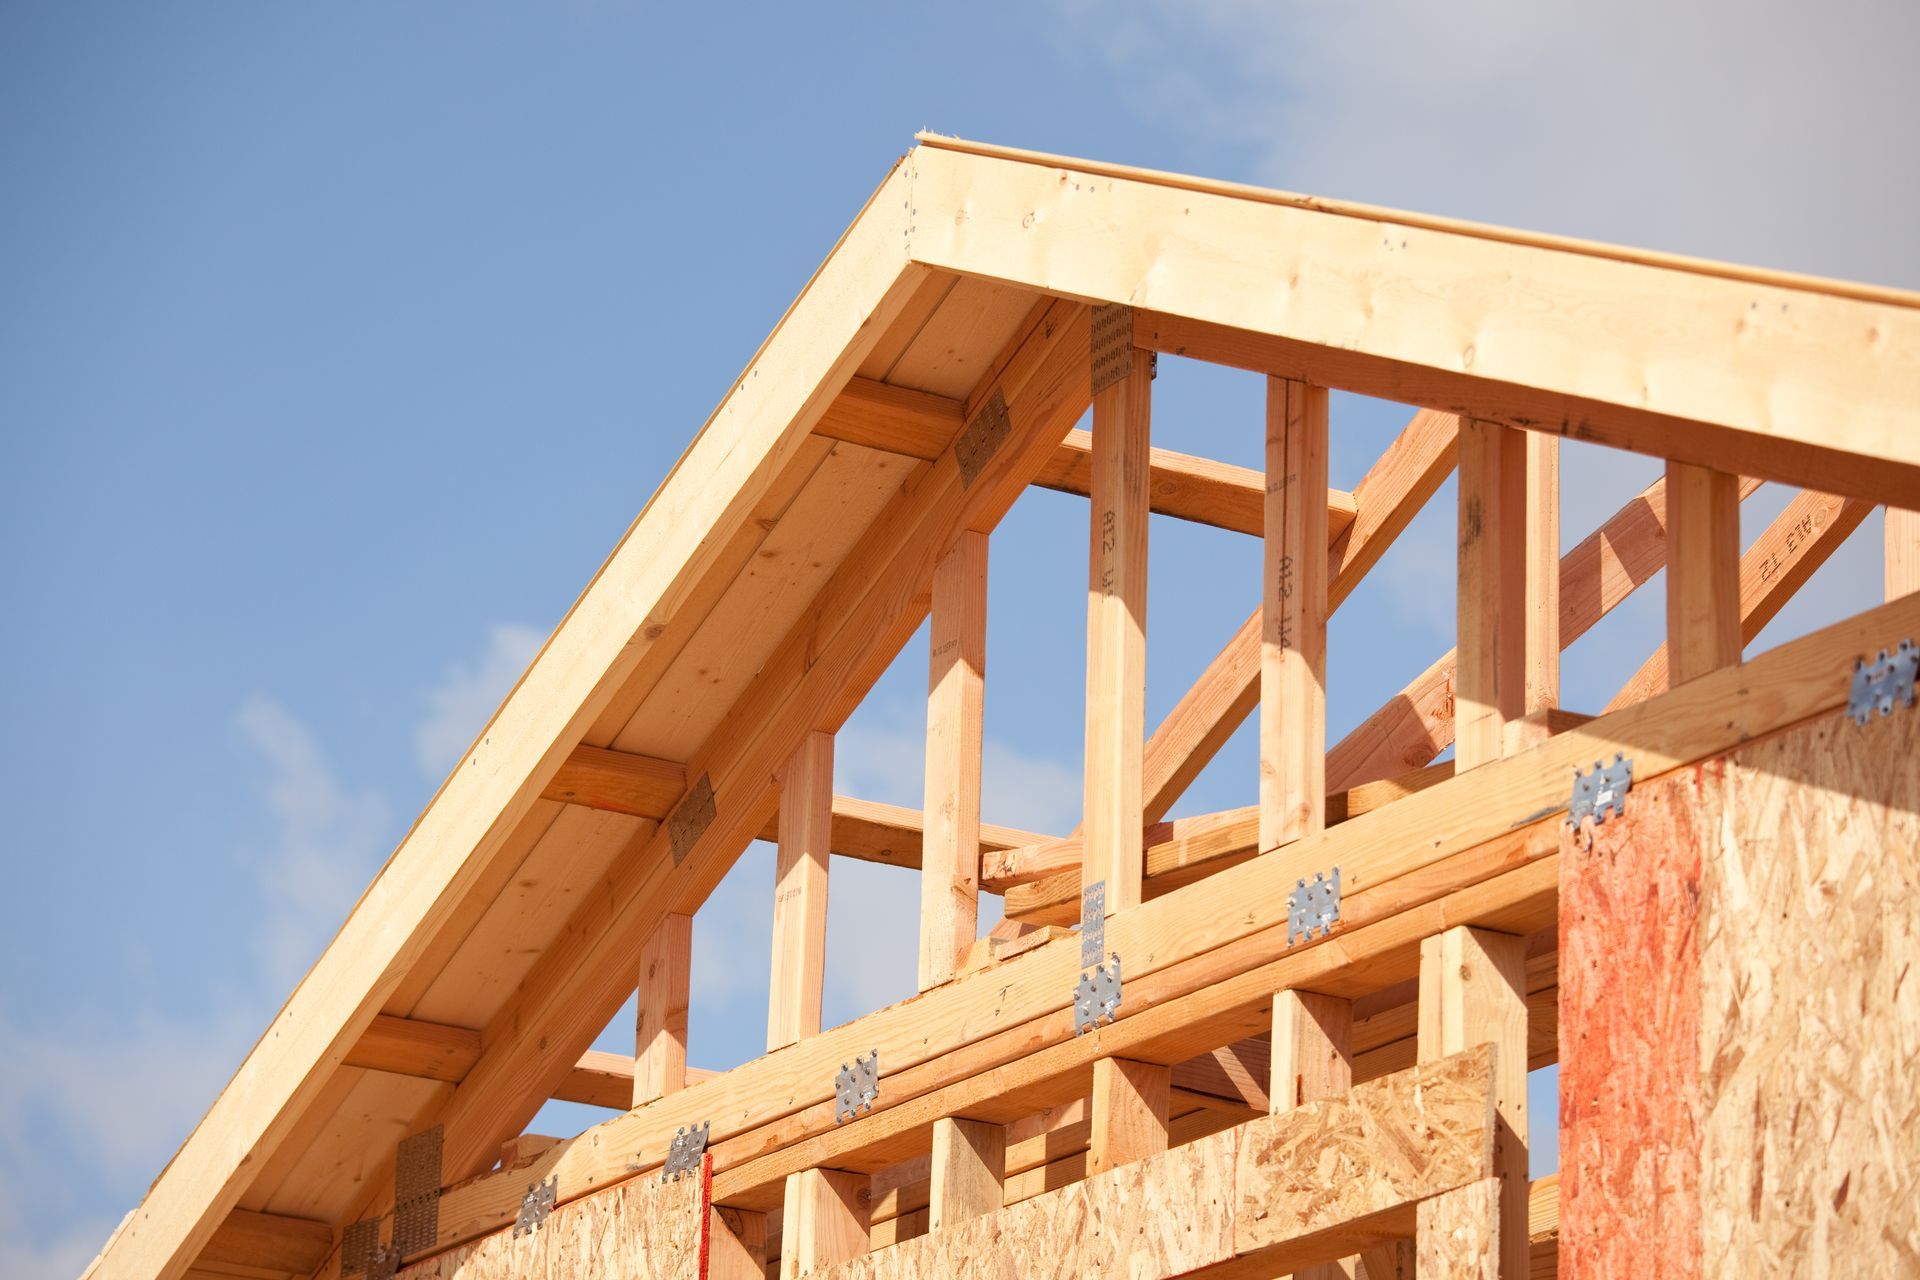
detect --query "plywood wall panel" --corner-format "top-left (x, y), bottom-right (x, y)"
top-left (396, 1173), bottom-right (704, 1280)
top-left (1561, 703), bottom-right (1920, 1278)
top-left (1698, 710), bottom-right (1920, 1274)
top-left (1558, 764), bottom-right (1706, 1278)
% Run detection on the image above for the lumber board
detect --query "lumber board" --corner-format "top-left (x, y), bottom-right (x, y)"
top-left (1457, 420), bottom-right (1529, 770)
top-left (912, 141), bottom-right (1920, 504)
top-left (1261, 377), bottom-right (1330, 849)
top-left (385, 591), bottom-right (1920, 1252)
top-left (1664, 462), bottom-right (1742, 685)
top-left (632, 912), bottom-right (690, 1107)
top-left (926, 1117), bottom-right (1002, 1232)
top-left (196, 1210), bottom-right (333, 1276)
top-left (607, 441), bottom-right (915, 761)
top-left (1419, 927), bottom-right (1528, 1280)
top-left (769, 732), bottom-right (833, 1051)
top-left (1088, 1057), bottom-right (1169, 1175)
top-left (1890, 507), bottom-right (1920, 598)
top-left (88, 156), bottom-right (926, 1280)
top-left (1000, 764), bottom-right (1452, 926)
top-left (1607, 488), bottom-right (1870, 710)
top-left (816, 375), bottom-right (1360, 540)
top-left (1083, 339), bottom-right (1152, 913)
top-left (919, 531), bottom-right (987, 989)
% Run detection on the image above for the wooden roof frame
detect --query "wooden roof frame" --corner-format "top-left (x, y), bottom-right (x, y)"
top-left (87, 134), bottom-right (1920, 1280)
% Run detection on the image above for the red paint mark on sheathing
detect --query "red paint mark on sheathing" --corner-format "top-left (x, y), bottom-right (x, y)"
top-left (1559, 765), bottom-right (1706, 1279)
top-left (697, 1152), bottom-right (713, 1280)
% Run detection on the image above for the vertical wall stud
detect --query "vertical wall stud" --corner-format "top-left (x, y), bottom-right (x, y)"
top-left (1083, 318), bottom-right (1152, 916)
top-left (1418, 926), bottom-right (1527, 1279)
top-left (920, 531), bottom-right (988, 991)
top-left (631, 911), bottom-right (691, 1107)
top-left (928, 1116), bottom-right (1004, 1233)
top-left (779, 1168), bottom-right (868, 1280)
top-left (1888, 507), bottom-right (1920, 600)
top-left (1261, 377), bottom-right (1330, 851)
top-left (768, 731), bottom-right (833, 1052)
top-left (1665, 461), bottom-right (1742, 685)
top-left (1087, 1056), bottom-right (1169, 1176)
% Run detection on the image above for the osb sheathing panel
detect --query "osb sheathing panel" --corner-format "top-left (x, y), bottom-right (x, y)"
top-left (834, 1133), bottom-right (1236, 1280)
top-left (395, 1174), bottom-right (703, 1280)
top-left (1562, 705), bottom-right (1920, 1278)
top-left (1559, 763), bottom-right (1705, 1277)
top-left (1233, 1042), bottom-right (1494, 1257)
top-left (1698, 708), bottom-right (1920, 1274)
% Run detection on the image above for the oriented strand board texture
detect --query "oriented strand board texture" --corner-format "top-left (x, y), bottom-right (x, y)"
top-left (1234, 1043), bottom-right (1494, 1256)
top-left (1559, 763), bottom-right (1705, 1277)
top-left (832, 1132), bottom-right (1237, 1280)
top-left (395, 1174), bottom-right (703, 1280)
top-left (1698, 709), bottom-right (1920, 1275)
top-left (1562, 705), bottom-right (1920, 1278)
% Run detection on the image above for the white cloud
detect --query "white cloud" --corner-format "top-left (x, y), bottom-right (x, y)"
top-left (0, 1001), bottom-right (255, 1280)
top-left (413, 623), bottom-right (544, 779)
top-left (234, 694), bottom-right (392, 992)
top-left (1052, 0), bottom-right (1919, 288)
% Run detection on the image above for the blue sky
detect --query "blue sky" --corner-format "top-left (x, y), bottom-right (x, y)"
top-left (3, 4), bottom-right (1914, 1276)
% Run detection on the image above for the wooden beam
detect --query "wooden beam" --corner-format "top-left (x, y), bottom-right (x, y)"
top-left (1664, 461), bottom-right (1743, 685)
top-left (1272, 989), bottom-right (1357, 1280)
top-left (1261, 377), bottom-right (1330, 851)
top-left (709, 1207), bottom-right (769, 1280)
top-left (1088, 1057), bottom-right (1171, 1176)
top-left (344, 1014), bottom-right (720, 1109)
top-left (541, 744), bottom-right (686, 819)
top-left (770, 731), bottom-right (834, 1051)
top-left (1084, 325), bottom-right (1153, 914)
top-left (1517, 434), bottom-right (1560, 725)
top-left (927, 1117), bottom-right (1004, 1232)
top-left (1457, 420), bottom-right (1527, 771)
top-left (197, 1210), bottom-right (332, 1276)
top-left (816, 374), bottom-right (1360, 541)
top-left (781, 1168), bottom-right (869, 1279)
top-left (920, 531), bottom-right (987, 990)
top-left (632, 911), bottom-right (691, 1107)
top-left (546, 742), bottom-right (1050, 870)
top-left (1608, 489), bottom-right (1871, 711)
top-left (1419, 927), bottom-right (1527, 1280)
top-left (1271, 989), bottom-right (1352, 1114)
top-left (1888, 507), bottom-right (1920, 599)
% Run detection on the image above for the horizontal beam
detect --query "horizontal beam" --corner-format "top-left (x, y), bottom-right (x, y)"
top-left (817, 374), bottom-right (1358, 539)
top-left (542, 745), bottom-right (1049, 871)
top-left (915, 141), bottom-right (1920, 505)
top-left (396, 588), bottom-right (1919, 1252)
top-left (992, 762), bottom-right (1454, 921)
top-left (196, 1209), bottom-right (333, 1276)
top-left (343, 1015), bottom-right (716, 1112)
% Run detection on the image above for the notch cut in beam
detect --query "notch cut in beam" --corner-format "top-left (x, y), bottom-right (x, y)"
top-left (816, 374), bottom-right (1358, 540)
top-left (543, 744), bottom-right (1049, 872)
